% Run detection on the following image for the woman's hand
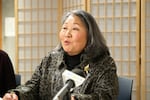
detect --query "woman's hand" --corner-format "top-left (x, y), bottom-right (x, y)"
top-left (3, 92), bottom-right (18, 100)
top-left (71, 95), bottom-right (75, 100)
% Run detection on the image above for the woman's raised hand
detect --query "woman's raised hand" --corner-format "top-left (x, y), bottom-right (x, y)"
top-left (3, 92), bottom-right (18, 100)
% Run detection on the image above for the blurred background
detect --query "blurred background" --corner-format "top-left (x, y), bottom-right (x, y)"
top-left (0, 0), bottom-right (150, 100)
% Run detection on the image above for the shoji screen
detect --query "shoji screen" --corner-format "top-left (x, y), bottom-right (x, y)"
top-left (15, 0), bottom-right (59, 83)
top-left (62, 0), bottom-right (86, 15)
top-left (87, 0), bottom-right (140, 100)
top-left (141, 0), bottom-right (150, 100)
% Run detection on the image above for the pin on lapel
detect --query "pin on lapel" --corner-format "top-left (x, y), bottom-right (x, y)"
top-left (84, 64), bottom-right (89, 74)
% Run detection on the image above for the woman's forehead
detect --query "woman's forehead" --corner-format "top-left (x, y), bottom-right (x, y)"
top-left (64, 15), bottom-right (84, 25)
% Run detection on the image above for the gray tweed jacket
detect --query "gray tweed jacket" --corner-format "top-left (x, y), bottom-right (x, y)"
top-left (10, 48), bottom-right (119, 100)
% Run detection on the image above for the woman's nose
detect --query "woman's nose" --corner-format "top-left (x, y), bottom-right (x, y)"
top-left (64, 30), bottom-right (72, 38)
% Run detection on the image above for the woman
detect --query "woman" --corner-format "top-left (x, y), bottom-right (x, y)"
top-left (3, 10), bottom-right (118, 100)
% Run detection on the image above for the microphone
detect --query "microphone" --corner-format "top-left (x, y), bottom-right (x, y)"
top-left (71, 68), bottom-right (85, 78)
top-left (52, 68), bottom-right (85, 100)
top-left (52, 79), bottom-right (75, 100)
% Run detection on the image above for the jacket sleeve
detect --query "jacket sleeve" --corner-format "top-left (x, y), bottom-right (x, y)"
top-left (0, 50), bottom-right (16, 97)
top-left (9, 56), bottom-right (50, 100)
top-left (3, 52), bottom-right (16, 89)
top-left (94, 66), bottom-right (119, 100)
top-left (72, 57), bottom-right (119, 100)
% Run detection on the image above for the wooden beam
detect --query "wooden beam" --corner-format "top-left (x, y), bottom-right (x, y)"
top-left (136, 0), bottom-right (141, 100)
top-left (141, 0), bottom-right (146, 99)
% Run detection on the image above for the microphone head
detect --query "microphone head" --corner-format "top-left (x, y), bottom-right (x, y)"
top-left (62, 69), bottom-right (85, 87)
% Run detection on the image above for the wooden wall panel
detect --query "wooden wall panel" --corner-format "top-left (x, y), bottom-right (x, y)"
top-left (87, 0), bottom-right (140, 100)
top-left (141, 0), bottom-right (150, 100)
top-left (15, 0), bottom-right (59, 83)
top-left (15, 0), bottom-right (149, 99)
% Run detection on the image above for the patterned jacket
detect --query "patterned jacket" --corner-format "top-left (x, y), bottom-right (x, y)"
top-left (11, 48), bottom-right (119, 100)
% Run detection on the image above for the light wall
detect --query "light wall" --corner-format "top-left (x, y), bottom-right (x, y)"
top-left (2, 0), bottom-right (16, 70)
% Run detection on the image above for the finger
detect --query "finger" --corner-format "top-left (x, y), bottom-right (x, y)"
top-left (3, 93), bottom-right (12, 100)
top-left (11, 93), bottom-right (18, 100)
top-left (71, 96), bottom-right (75, 100)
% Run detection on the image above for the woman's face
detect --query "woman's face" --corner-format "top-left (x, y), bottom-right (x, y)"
top-left (59, 15), bottom-right (87, 56)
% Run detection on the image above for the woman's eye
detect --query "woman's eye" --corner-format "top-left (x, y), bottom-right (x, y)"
top-left (73, 28), bottom-right (79, 31)
top-left (61, 27), bottom-right (67, 32)
top-left (62, 27), bottom-right (67, 30)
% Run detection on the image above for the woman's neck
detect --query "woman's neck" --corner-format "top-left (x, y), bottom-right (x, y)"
top-left (64, 52), bottom-right (81, 70)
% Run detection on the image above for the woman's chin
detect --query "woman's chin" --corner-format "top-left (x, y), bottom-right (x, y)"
top-left (64, 49), bottom-right (71, 53)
